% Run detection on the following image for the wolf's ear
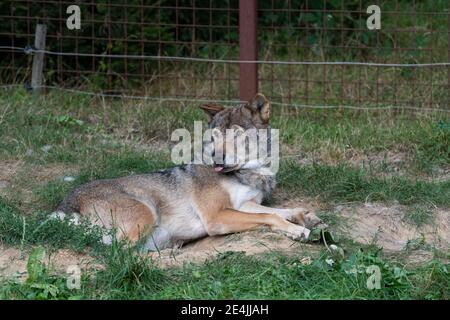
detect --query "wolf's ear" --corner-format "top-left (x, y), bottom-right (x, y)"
top-left (199, 103), bottom-right (225, 122)
top-left (248, 93), bottom-right (270, 123)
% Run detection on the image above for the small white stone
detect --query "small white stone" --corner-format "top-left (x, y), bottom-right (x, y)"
top-left (0, 180), bottom-right (8, 189)
top-left (41, 145), bottom-right (52, 152)
top-left (49, 211), bottom-right (66, 220)
top-left (102, 235), bottom-right (112, 245)
top-left (63, 176), bottom-right (75, 182)
top-left (300, 257), bottom-right (312, 265)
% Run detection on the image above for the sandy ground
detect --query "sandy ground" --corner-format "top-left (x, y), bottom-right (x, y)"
top-left (336, 202), bottom-right (450, 251)
top-left (0, 246), bottom-right (99, 281)
top-left (147, 229), bottom-right (319, 267)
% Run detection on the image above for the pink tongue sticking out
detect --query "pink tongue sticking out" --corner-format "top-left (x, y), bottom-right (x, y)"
top-left (214, 166), bottom-right (224, 172)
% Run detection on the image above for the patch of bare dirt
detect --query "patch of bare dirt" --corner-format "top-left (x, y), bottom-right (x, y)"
top-left (148, 229), bottom-right (319, 268)
top-left (0, 160), bottom-right (23, 196)
top-left (345, 150), bottom-right (409, 168)
top-left (281, 145), bottom-right (410, 167)
top-left (0, 232), bottom-right (318, 276)
top-left (0, 160), bottom-right (77, 186)
top-left (0, 160), bottom-right (78, 209)
top-left (335, 202), bottom-right (450, 252)
top-left (0, 245), bottom-right (99, 281)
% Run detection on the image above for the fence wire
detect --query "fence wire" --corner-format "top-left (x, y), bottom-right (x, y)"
top-left (1, 84), bottom-right (449, 113)
top-left (2, 45), bottom-right (450, 67)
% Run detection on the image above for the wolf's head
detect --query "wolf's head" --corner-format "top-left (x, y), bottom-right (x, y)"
top-left (200, 93), bottom-right (276, 173)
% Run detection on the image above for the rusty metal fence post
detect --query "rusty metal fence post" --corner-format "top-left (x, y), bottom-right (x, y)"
top-left (239, 0), bottom-right (258, 102)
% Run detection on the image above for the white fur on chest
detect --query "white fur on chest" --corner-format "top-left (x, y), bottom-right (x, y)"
top-left (221, 179), bottom-right (263, 209)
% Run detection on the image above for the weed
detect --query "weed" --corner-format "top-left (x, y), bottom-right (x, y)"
top-left (403, 207), bottom-right (435, 228)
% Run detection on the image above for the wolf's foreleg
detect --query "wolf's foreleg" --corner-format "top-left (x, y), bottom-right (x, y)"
top-left (238, 201), bottom-right (325, 229)
top-left (202, 209), bottom-right (310, 240)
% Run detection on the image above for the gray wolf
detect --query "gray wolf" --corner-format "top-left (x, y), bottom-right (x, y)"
top-left (54, 93), bottom-right (324, 251)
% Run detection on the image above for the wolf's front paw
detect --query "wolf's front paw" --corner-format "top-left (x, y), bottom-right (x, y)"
top-left (286, 208), bottom-right (308, 226)
top-left (283, 224), bottom-right (310, 241)
top-left (288, 209), bottom-right (328, 230)
top-left (304, 212), bottom-right (328, 230)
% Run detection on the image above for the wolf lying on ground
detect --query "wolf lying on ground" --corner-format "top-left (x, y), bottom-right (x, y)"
top-left (54, 93), bottom-right (325, 251)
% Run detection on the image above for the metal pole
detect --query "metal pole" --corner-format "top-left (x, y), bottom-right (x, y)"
top-left (239, 0), bottom-right (258, 102)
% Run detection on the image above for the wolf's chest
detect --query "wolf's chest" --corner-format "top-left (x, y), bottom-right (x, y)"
top-left (221, 180), bottom-right (263, 210)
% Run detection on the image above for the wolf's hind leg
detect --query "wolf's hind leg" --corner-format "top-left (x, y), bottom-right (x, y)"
top-left (203, 209), bottom-right (310, 240)
top-left (83, 196), bottom-right (157, 243)
top-left (112, 198), bottom-right (157, 242)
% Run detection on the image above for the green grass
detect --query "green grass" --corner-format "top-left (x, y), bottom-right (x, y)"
top-left (0, 197), bottom-right (103, 252)
top-left (0, 89), bottom-right (448, 175)
top-left (273, 109), bottom-right (450, 174)
top-left (0, 88), bottom-right (449, 300)
top-left (89, 248), bottom-right (448, 300)
top-left (278, 162), bottom-right (450, 206)
top-left (1, 240), bottom-right (449, 300)
top-left (0, 89), bottom-right (202, 162)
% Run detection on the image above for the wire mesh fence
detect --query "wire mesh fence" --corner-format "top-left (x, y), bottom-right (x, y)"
top-left (1, 0), bottom-right (241, 99)
top-left (0, 0), bottom-right (449, 110)
top-left (257, 0), bottom-right (450, 109)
